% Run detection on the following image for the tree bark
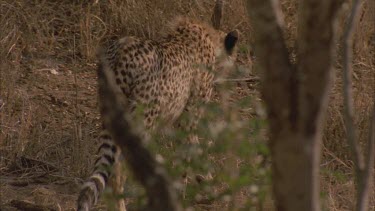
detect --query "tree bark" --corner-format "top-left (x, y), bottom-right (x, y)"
top-left (246, 0), bottom-right (343, 210)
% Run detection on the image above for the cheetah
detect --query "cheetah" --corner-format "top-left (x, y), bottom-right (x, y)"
top-left (77, 17), bottom-right (239, 210)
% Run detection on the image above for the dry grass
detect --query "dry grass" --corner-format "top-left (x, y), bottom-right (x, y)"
top-left (0, 0), bottom-right (374, 210)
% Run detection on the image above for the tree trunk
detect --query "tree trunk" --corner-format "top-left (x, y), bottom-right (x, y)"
top-left (270, 132), bottom-right (322, 211)
top-left (246, 0), bottom-right (343, 210)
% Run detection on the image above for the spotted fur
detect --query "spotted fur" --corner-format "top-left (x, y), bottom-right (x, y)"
top-left (77, 17), bottom-right (238, 210)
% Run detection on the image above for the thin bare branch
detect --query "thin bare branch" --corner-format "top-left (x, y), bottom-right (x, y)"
top-left (97, 61), bottom-right (181, 211)
top-left (342, 0), bottom-right (363, 173)
top-left (357, 105), bottom-right (375, 211)
top-left (213, 76), bottom-right (260, 84)
top-left (341, 0), bottom-right (374, 210)
top-left (211, 0), bottom-right (223, 29)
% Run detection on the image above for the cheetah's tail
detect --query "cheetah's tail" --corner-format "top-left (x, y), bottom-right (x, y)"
top-left (77, 131), bottom-right (117, 211)
top-left (77, 49), bottom-right (118, 211)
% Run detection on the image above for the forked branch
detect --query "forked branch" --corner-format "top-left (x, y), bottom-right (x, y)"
top-left (247, 0), bottom-right (343, 210)
top-left (97, 60), bottom-right (181, 211)
top-left (297, 0), bottom-right (344, 130)
top-left (246, 0), bottom-right (293, 132)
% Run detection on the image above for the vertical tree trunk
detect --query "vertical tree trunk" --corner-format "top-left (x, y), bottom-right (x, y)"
top-left (246, 0), bottom-right (343, 210)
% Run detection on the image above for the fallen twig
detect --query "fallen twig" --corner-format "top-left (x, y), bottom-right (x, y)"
top-left (214, 77), bottom-right (260, 84)
top-left (10, 200), bottom-right (56, 211)
top-left (19, 156), bottom-right (59, 172)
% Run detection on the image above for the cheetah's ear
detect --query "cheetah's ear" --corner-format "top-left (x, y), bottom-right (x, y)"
top-left (224, 30), bottom-right (239, 55)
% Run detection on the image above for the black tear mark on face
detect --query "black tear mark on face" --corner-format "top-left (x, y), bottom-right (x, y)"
top-left (224, 30), bottom-right (239, 55)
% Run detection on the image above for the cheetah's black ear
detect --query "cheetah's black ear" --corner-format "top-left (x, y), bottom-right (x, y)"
top-left (224, 30), bottom-right (239, 55)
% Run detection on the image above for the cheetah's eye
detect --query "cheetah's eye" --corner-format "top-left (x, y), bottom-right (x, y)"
top-left (224, 30), bottom-right (239, 55)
